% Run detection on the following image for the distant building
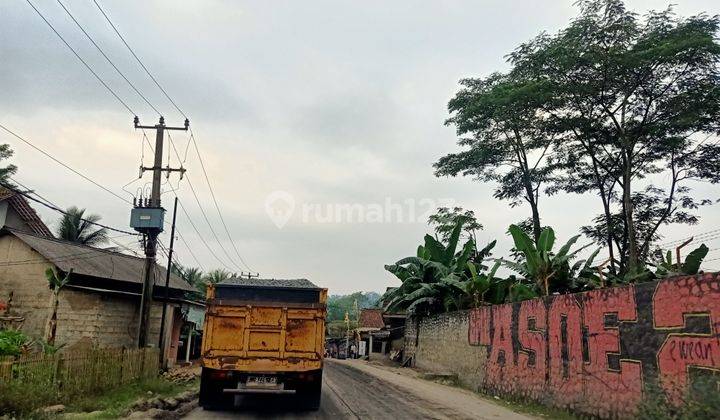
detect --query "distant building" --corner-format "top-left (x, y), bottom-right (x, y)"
top-left (0, 188), bottom-right (202, 365)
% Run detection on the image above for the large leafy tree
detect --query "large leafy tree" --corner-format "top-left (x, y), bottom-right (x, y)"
top-left (427, 206), bottom-right (482, 243)
top-left (510, 0), bottom-right (720, 273)
top-left (0, 144), bottom-right (17, 184)
top-left (435, 73), bottom-right (557, 242)
top-left (56, 207), bottom-right (108, 246)
top-left (326, 292), bottom-right (380, 322)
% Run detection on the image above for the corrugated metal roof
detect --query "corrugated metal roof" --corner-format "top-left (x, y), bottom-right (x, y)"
top-left (7, 229), bottom-right (195, 293)
top-left (218, 278), bottom-right (319, 289)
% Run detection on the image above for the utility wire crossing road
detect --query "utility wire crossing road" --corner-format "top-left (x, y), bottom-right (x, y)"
top-left (185, 359), bottom-right (532, 419)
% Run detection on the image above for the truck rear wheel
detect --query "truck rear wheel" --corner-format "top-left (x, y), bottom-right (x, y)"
top-left (299, 373), bottom-right (322, 411)
top-left (305, 388), bottom-right (321, 411)
top-left (199, 367), bottom-right (233, 410)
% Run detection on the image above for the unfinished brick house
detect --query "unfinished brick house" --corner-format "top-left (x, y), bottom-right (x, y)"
top-left (0, 188), bottom-right (201, 365)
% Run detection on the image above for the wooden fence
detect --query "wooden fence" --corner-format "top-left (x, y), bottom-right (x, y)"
top-left (0, 348), bottom-right (159, 396)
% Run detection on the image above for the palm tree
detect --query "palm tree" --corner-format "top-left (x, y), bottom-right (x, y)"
top-left (183, 267), bottom-right (204, 289)
top-left (203, 269), bottom-right (232, 285)
top-left (56, 207), bottom-right (108, 246)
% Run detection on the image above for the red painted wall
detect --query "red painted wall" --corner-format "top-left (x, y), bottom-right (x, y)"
top-left (466, 273), bottom-right (720, 418)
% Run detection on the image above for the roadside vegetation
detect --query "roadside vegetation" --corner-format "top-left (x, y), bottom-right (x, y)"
top-left (325, 292), bottom-right (380, 338)
top-left (64, 377), bottom-right (197, 418)
top-left (385, 0), bottom-right (720, 315)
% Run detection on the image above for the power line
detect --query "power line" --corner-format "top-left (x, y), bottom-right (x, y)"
top-left (92, 0), bottom-right (186, 119)
top-left (54, 0), bottom-right (161, 116)
top-left (176, 197), bottom-right (234, 272)
top-left (90, 1), bottom-right (253, 272)
top-left (0, 250), bottom-right (106, 267)
top-left (188, 129), bottom-right (253, 271)
top-left (0, 126), bottom-right (208, 275)
top-left (24, 1), bottom-right (241, 274)
top-left (176, 231), bottom-right (205, 271)
top-left (24, 0), bottom-right (135, 115)
top-left (0, 123), bottom-right (132, 205)
top-left (166, 133), bottom-right (245, 272)
top-left (1, 180), bottom-right (137, 236)
top-left (660, 229), bottom-right (720, 248)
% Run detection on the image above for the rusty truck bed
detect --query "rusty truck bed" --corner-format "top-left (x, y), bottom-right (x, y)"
top-left (201, 281), bottom-right (327, 373)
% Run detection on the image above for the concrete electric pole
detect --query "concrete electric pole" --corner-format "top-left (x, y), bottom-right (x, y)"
top-left (131, 116), bottom-right (188, 348)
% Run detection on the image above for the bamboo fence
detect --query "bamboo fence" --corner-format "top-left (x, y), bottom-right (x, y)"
top-left (0, 348), bottom-right (158, 397)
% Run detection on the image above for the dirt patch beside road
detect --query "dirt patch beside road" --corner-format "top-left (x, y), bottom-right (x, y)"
top-left (333, 359), bottom-right (533, 419)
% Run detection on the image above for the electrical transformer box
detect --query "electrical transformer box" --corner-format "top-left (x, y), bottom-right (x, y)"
top-left (130, 207), bottom-right (165, 232)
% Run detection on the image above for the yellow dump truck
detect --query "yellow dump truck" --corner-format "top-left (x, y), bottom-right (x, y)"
top-left (199, 278), bottom-right (327, 410)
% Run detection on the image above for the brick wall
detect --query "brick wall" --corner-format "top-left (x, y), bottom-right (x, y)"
top-left (0, 235), bottom-right (176, 354)
top-left (0, 235), bottom-right (53, 333)
top-left (406, 273), bottom-right (720, 418)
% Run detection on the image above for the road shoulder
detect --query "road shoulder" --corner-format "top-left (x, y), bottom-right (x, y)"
top-left (328, 359), bottom-right (534, 420)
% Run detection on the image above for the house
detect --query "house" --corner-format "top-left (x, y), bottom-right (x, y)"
top-left (0, 199), bottom-right (201, 366)
top-left (0, 187), bottom-right (54, 237)
top-left (357, 308), bottom-right (387, 358)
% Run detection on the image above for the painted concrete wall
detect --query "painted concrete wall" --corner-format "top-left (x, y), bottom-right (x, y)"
top-left (406, 273), bottom-right (720, 418)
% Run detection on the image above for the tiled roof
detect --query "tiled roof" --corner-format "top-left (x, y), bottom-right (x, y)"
top-left (359, 308), bottom-right (385, 329)
top-left (0, 187), bottom-right (53, 237)
top-left (3, 229), bottom-right (195, 293)
top-left (219, 278), bottom-right (319, 289)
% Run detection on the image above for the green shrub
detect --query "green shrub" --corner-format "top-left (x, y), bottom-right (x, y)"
top-left (638, 378), bottom-right (720, 419)
top-left (0, 381), bottom-right (59, 416)
top-left (0, 329), bottom-right (31, 357)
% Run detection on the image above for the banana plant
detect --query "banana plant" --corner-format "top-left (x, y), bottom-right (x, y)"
top-left (499, 225), bottom-right (591, 296)
top-left (383, 219), bottom-right (477, 314)
top-left (653, 244), bottom-right (709, 278)
top-left (44, 268), bottom-right (72, 346)
top-left (466, 261), bottom-right (501, 306)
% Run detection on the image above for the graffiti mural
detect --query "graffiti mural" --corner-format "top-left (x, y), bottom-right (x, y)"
top-left (467, 273), bottom-right (720, 418)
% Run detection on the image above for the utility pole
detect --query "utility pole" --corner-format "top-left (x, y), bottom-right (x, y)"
top-left (344, 310), bottom-right (350, 359)
top-left (158, 196), bottom-right (178, 364)
top-left (131, 116), bottom-right (188, 348)
top-left (353, 298), bottom-right (359, 355)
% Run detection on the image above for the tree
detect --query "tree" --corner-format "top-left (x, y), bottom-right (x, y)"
top-left (0, 144), bottom-right (17, 184)
top-left (56, 207), bottom-right (108, 246)
top-left (203, 269), bottom-right (232, 285)
top-left (172, 264), bottom-right (205, 299)
top-left (510, 0), bottom-right (720, 273)
top-left (435, 73), bottom-right (557, 242)
top-left (326, 292), bottom-right (380, 322)
top-left (428, 206), bottom-right (482, 243)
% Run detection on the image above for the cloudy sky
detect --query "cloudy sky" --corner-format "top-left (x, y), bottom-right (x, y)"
top-left (1, 0), bottom-right (719, 294)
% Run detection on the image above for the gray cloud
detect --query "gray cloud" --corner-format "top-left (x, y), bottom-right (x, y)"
top-left (2, 0), bottom-right (719, 294)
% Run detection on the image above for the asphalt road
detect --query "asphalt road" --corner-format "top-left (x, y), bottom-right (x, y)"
top-left (184, 359), bottom-right (532, 419)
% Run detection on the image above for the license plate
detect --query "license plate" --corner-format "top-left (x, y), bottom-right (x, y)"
top-left (247, 376), bottom-right (277, 387)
